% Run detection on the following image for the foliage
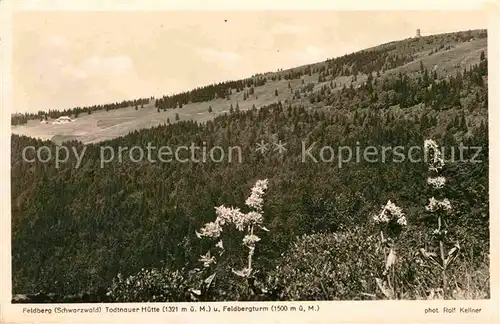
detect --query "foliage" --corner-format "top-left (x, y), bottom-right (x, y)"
top-left (106, 266), bottom-right (197, 302)
top-left (266, 228), bottom-right (380, 300)
top-left (10, 30), bottom-right (489, 300)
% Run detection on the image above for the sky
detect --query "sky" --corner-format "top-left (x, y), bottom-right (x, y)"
top-left (12, 10), bottom-right (487, 113)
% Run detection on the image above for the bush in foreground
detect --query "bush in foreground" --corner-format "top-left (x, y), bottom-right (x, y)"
top-left (106, 266), bottom-right (197, 302)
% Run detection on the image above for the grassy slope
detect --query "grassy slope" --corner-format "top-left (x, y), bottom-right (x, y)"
top-left (10, 30), bottom-right (489, 301)
top-left (11, 32), bottom-right (486, 145)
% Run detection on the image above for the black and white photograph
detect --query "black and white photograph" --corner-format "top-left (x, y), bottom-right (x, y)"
top-left (1, 3), bottom-right (497, 323)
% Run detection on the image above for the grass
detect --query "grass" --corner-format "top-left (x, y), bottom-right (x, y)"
top-left (11, 37), bottom-right (486, 145)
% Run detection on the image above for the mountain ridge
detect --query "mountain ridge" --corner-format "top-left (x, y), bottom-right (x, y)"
top-left (11, 29), bottom-right (487, 145)
top-left (10, 27), bottom-right (489, 300)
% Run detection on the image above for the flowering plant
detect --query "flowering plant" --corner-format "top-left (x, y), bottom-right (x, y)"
top-left (373, 200), bottom-right (407, 228)
top-left (420, 139), bottom-right (460, 298)
top-left (372, 199), bottom-right (407, 299)
top-left (195, 179), bottom-right (270, 297)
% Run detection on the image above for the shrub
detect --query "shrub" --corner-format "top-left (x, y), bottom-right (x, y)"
top-left (267, 227), bottom-right (381, 300)
top-left (106, 266), bottom-right (199, 302)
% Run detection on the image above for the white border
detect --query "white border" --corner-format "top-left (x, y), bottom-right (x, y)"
top-left (1, 1), bottom-right (499, 323)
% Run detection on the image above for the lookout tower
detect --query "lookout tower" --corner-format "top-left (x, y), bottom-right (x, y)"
top-left (416, 29), bottom-right (421, 38)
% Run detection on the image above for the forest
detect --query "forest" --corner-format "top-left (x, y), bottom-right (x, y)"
top-left (11, 30), bottom-right (489, 301)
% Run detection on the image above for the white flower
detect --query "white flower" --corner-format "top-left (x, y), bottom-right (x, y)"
top-left (396, 216), bottom-right (407, 226)
top-left (216, 240), bottom-right (224, 249)
top-left (373, 211), bottom-right (389, 224)
top-left (232, 212), bottom-right (249, 231)
top-left (231, 211), bottom-right (264, 231)
top-left (374, 200), bottom-right (406, 226)
top-left (424, 139), bottom-right (445, 172)
top-left (198, 252), bottom-right (216, 268)
top-left (426, 197), bottom-right (439, 212)
top-left (439, 198), bottom-right (452, 211)
top-left (198, 221), bottom-right (222, 238)
top-left (424, 139), bottom-right (439, 150)
top-left (243, 234), bottom-right (261, 247)
top-left (386, 200), bottom-right (404, 219)
top-left (245, 179), bottom-right (269, 210)
top-left (426, 197), bottom-right (452, 212)
top-left (246, 211), bottom-right (263, 225)
top-left (214, 205), bottom-right (243, 226)
top-left (427, 176), bottom-right (446, 189)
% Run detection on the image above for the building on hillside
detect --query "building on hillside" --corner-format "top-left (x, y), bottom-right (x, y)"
top-left (416, 29), bottom-right (421, 38)
top-left (52, 116), bottom-right (75, 125)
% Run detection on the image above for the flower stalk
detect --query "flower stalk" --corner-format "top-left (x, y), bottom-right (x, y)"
top-left (373, 200), bottom-right (407, 299)
top-left (421, 139), bottom-right (459, 299)
top-left (196, 179), bottom-right (269, 297)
